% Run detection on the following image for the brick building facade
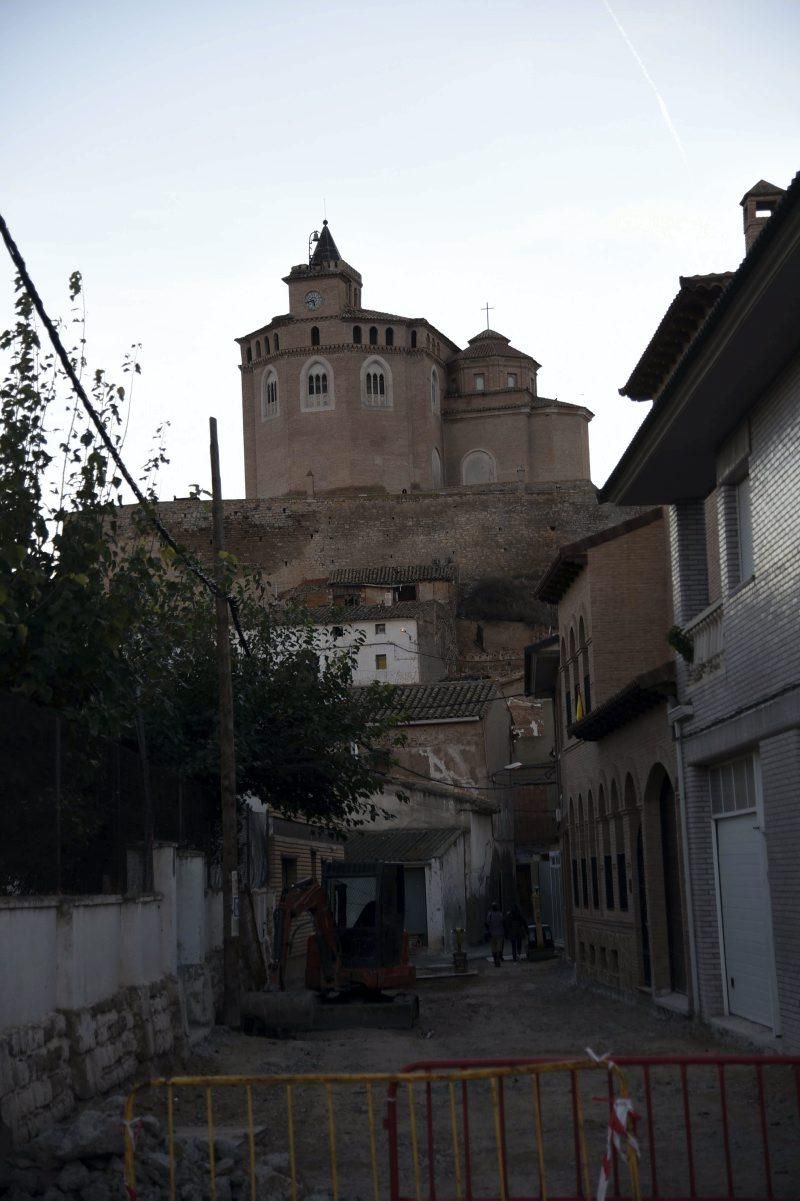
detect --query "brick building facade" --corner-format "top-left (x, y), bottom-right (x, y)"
top-left (238, 222), bottom-right (591, 497)
top-left (602, 175), bottom-right (800, 1049)
top-left (533, 511), bottom-right (688, 1004)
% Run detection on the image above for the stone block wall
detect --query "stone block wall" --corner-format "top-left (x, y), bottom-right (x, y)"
top-left (0, 978), bottom-right (183, 1146)
top-left (118, 483), bottom-right (638, 627)
top-left (0, 849), bottom-right (223, 1145)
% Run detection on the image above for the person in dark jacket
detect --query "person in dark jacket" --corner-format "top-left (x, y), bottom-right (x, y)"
top-left (505, 904), bottom-right (527, 961)
top-left (486, 902), bottom-right (505, 967)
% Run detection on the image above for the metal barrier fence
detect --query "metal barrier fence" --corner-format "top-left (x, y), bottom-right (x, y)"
top-left (123, 1059), bottom-right (641, 1201)
top-left (392, 1056), bottom-right (800, 1200)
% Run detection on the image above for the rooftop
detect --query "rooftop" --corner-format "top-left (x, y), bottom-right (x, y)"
top-left (455, 328), bottom-right (539, 364)
top-left (345, 826), bottom-right (463, 864)
top-left (568, 662), bottom-right (676, 741)
top-left (309, 220), bottom-right (341, 267)
top-left (309, 601), bottom-right (434, 623)
top-left (601, 171), bottom-right (800, 504)
top-left (329, 564), bottom-right (455, 586)
top-left (619, 274), bottom-right (734, 402)
top-left (382, 679), bottom-right (498, 722)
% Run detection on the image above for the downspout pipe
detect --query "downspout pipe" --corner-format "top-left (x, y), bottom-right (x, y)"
top-left (669, 703), bottom-right (700, 1017)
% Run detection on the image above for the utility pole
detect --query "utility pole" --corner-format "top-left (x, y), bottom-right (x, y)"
top-left (209, 417), bottom-right (241, 1027)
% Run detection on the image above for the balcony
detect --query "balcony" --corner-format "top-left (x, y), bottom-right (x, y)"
top-left (685, 599), bottom-right (724, 682)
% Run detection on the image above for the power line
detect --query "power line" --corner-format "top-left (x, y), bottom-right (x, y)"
top-left (0, 211), bottom-right (251, 655)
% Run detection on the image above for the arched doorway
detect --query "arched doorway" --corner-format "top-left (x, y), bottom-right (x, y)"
top-left (659, 772), bottom-right (687, 993)
top-left (636, 826), bottom-right (652, 988)
top-left (642, 764), bottom-right (687, 994)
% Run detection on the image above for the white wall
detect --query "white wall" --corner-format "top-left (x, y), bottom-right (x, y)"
top-left (0, 844), bottom-right (223, 1035)
top-left (319, 619), bottom-right (426, 685)
top-left (177, 851), bottom-right (207, 965)
top-left (0, 900), bottom-right (58, 1028)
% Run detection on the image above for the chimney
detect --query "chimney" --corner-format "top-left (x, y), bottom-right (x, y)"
top-left (740, 179), bottom-right (785, 253)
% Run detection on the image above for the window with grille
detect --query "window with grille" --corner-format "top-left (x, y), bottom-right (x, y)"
top-left (709, 754), bottom-right (757, 816)
top-left (375, 654), bottom-right (387, 670)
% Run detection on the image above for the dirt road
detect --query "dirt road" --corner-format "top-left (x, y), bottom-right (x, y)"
top-left (135, 957), bottom-right (799, 1199)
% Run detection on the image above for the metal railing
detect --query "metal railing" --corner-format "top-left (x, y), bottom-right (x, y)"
top-left (123, 1059), bottom-right (641, 1201)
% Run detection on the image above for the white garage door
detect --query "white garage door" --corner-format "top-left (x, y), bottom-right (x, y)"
top-left (716, 814), bottom-right (773, 1027)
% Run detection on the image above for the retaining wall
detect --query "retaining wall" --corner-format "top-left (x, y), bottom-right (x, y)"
top-left (0, 846), bottom-right (223, 1145)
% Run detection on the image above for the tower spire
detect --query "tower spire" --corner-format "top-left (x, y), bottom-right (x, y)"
top-left (310, 219), bottom-right (342, 267)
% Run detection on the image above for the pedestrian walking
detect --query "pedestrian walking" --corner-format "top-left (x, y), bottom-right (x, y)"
top-left (486, 901), bottom-right (505, 967)
top-left (505, 903), bottom-right (527, 961)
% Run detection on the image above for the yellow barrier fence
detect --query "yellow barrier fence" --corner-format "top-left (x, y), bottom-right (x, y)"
top-left (123, 1058), bottom-right (641, 1201)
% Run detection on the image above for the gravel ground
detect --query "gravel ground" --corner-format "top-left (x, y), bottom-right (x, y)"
top-left (131, 955), bottom-right (800, 1199)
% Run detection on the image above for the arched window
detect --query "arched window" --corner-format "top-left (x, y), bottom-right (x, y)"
top-left (369, 326), bottom-right (378, 346)
top-left (461, 449), bottom-right (496, 486)
top-left (255, 339), bottom-right (261, 358)
top-left (579, 617), bottom-right (591, 714)
top-left (561, 637), bottom-right (571, 728)
top-left (274, 334), bottom-right (280, 351)
top-left (410, 330), bottom-right (417, 349)
top-left (311, 326), bottom-right (320, 347)
top-left (430, 369), bottom-right (440, 414)
top-left (246, 346), bottom-right (252, 364)
top-left (385, 327), bottom-right (394, 347)
top-left (300, 358), bottom-right (335, 411)
top-left (264, 335), bottom-right (270, 355)
top-left (309, 370), bottom-right (328, 396)
top-left (431, 447), bottom-right (442, 489)
top-left (353, 325), bottom-right (362, 345)
top-left (361, 356), bottom-right (393, 409)
top-left (261, 368), bottom-right (278, 420)
top-left (578, 796), bottom-right (588, 909)
top-left (569, 627), bottom-right (579, 724)
top-left (588, 793), bottom-right (599, 910)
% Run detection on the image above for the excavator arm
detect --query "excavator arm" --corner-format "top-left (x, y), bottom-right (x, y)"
top-left (271, 877), bottom-right (340, 992)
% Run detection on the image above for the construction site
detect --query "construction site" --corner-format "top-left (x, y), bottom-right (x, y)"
top-left (6, 954), bottom-right (800, 1201)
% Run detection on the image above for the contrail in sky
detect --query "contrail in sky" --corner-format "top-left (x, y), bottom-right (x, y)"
top-left (601, 0), bottom-right (689, 168)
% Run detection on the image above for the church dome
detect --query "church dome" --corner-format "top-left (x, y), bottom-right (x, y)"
top-left (455, 328), bottom-right (537, 363)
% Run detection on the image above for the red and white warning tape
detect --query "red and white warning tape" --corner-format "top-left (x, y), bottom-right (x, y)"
top-left (586, 1048), bottom-right (641, 1201)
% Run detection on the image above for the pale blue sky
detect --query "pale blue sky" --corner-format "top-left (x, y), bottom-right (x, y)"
top-left (2, 0), bottom-right (798, 498)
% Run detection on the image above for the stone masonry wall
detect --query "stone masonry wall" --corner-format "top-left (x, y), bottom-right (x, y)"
top-left (120, 483), bottom-right (637, 624)
top-left (0, 979), bottom-right (184, 1147)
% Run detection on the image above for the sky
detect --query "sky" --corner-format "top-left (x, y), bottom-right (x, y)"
top-left (2, 0), bottom-right (799, 500)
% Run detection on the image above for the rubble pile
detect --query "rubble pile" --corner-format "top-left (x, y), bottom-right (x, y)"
top-left (0, 1099), bottom-right (303, 1201)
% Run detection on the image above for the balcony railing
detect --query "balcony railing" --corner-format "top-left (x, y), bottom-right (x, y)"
top-left (684, 598), bottom-right (724, 681)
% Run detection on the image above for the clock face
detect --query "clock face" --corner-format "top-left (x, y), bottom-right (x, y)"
top-left (305, 290), bottom-right (323, 311)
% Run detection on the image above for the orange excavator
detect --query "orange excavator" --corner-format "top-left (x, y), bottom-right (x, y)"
top-left (243, 861), bottom-right (419, 1032)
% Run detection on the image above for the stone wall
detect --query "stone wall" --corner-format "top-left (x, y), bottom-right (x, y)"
top-left (0, 978), bottom-right (183, 1146)
top-left (120, 483), bottom-right (635, 625)
top-left (0, 849), bottom-right (223, 1146)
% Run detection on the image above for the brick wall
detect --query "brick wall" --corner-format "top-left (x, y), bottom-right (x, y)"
top-left (673, 348), bottom-right (800, 1047)
top-left (122, 484), bottom-right (635, 624)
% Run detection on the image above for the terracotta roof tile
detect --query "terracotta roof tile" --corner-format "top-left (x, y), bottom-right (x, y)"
top-left (383, 680), bottom-right (499, 722)
top-left (329, 564), bottom-right (455, 585)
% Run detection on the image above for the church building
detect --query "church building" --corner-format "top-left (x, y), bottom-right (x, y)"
top-left (238, 222), bottom-right (592, 498)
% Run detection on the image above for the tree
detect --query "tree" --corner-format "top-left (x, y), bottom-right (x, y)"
top-left (0, 270), bottom-right (405, 836)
